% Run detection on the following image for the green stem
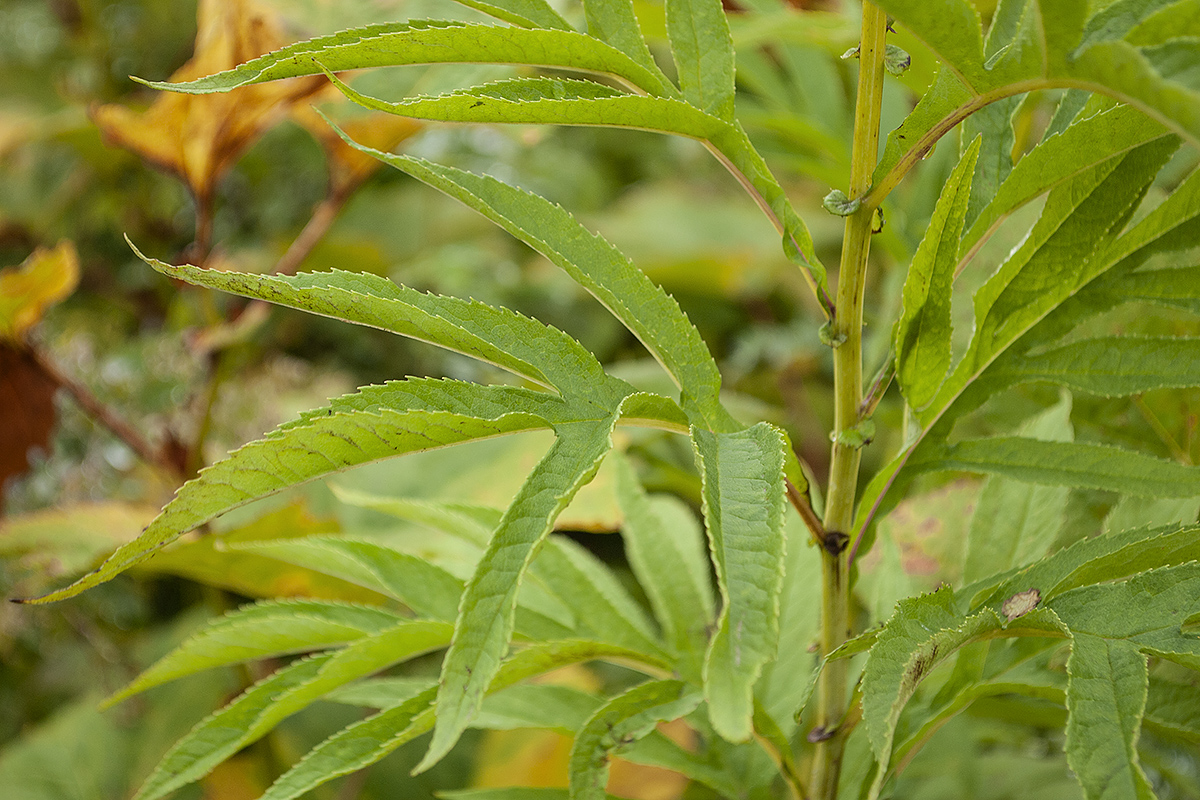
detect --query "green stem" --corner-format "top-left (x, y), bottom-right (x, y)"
top-left (812, 5), bottom-right (888, 797)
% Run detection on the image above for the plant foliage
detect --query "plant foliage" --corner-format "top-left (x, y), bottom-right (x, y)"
top-left (14, 0), bottom-right (1200, 799)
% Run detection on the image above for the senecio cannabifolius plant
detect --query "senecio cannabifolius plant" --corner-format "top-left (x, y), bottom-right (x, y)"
top-left (20, 1), bottom-right (1200, 799)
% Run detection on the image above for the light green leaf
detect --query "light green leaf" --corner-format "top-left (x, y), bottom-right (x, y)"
top-left (1064, 634), bottom-right (1155, 800)
top-left (135, 621), bottom-right (452, 800)
top-left (324, 677), bottom-right (433, 708)
top-left (861, 589), bottom-right (1066, 799)
top-left (1049, 562), bottom-right (1200, 670)
top-left (963, 103), bottom-right (1170, 250)
top-left (962, 96), bottom-right (1020, 228)
top-left (756, 509), bottom-right (821, 734)
top-left (568, 679), bottom-right (703, 800)
top-left (533, 535), bottom-right (666, 656)
top-left (583, 0), bottom-right (665, 79)
top-left (140, 21), bottom-right (675, 97)
top-left (911, 437), bottom-right (1200, 497)
top-left (445, 790), bottom-right (616, 800)
top-left (942, 137), bottom-right (1177, 407)
top-left (666, 0), bottom-right (737, 119)
top-left (228, 537), bottom-right (464, 620)
top-left (134, 248), bottom-right (616, 400)
top-left (615, 454), bottom-right (715, 683)
top-left (871, 0), bottom-right (1200, 205)
top-left (473, 684), bottom-right (602, 732)
top-left (448, 0), bottom-right (572, 29)
top-left (993, 336), bottom-right (1200, 396)
top-left (27, 407), bottom-right (551, 605)
top-left (963, 394), bottom-right (1073, 585)
top-left (330, 136), bottom-right (732, 430)
top-left (107, 600), bottom-right (406, 705)
top-left (894, 136), bottom-right (980, 410)
top-left (323, 73), bottom-right (828, 315)
top-left (967, 522), bottom-right (1200, 612)
top-left (692, 423), bottom-right (788, 742)
top-left (1144, 674), bottom-right (1200, 744)
top-left (420, 416), bottom-right (627, 773)
top-left (1105, 496), bottom-right (1200, 534)
top-left (262, 640), bottom-right (665, 800)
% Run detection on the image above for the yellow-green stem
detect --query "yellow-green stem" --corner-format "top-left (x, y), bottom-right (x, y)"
top-left (812, 5), bottom-right (888, 798)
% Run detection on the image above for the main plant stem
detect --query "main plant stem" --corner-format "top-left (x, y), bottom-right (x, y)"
top-left (811, 5), bottom-right (888, 797)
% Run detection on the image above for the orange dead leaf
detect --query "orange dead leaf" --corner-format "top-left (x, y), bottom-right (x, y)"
top-left (90, 0), bottom-right (325, 209)
top-left (0, 241), bottom-right (80, 341)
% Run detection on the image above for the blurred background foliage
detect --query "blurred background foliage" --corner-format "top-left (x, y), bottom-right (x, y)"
top-left (1, 1), bottom-right (1197, 798)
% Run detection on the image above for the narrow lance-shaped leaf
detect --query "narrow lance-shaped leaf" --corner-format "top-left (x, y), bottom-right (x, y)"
top-left (139, 21), bottom-right (676, 98)
top-left (107, 600), bottom-right (407, 705)
top-left (418, 414), bottom-right (627, 773)
top-left (134, 247), bottom-right (619, 401)
top-left (259, 639), bottom-right (667, 800)
top-left (568, 679), bottom-right (703, 800)
top-left (666, 0), bottom-right (737, 119)
top-left (693, 423), bottom-right (788, 742)
top-left (447, 0), bottom-right (572, 30)
top-left (962, 102), bottom-right (1170, 250)
top-left (25, 406), bottom-right (551, 604)
top-left (894, 136), bottom-right (980, 410)
top-left (910, 437), bottom-right (1200, 498)
top-left (320, 79), bottom-right (829, 317)
top-left (962, 394), bottom-right (1073, 585)
top-left (533, 536), bottom-right (666, 657)
top-left (1064, 634), bottom-right (1155, 800)
top-left (134, 620), bottom-right (453, 800)
top-left (582, 0), bottom-right (666, 81)
top-left (327, 125), bottom-right (734, 431)
top-left (990, 336), bottom-right (1200, 396)
top-left (615, 454), bottom-right (715, 683)
top-left (861, 588), bottom-right (1067, 800)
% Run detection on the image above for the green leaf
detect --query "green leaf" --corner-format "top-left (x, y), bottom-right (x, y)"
top-left (910, 438), bottom-right (1200, 497)
top-left (140, 21), bottom-right (675, 98)
top-left (692, 423), bottom-right (788, 742)
top-left (322, 76), bottom-right (829, 316)
top-left (583, 0), bottom-right (665, 79)
top-left (860, 589), bottom-right (1066, 799)
top-left (1048, 562), bottom-right (1200, 670)
top-left (262, 640), bottom-right (663, 800)
top-left (963, 395), bottom-right (1073, 585)
top-left (420, 416), bottom-right (629, 773)
top-left (448, 0), bottom-right (572, 29)
top-left (992, 336), bottom-right (1200, 396)
top-left (615, 454), bottom-right (715, 683)
top-left (567, 679), bottom-right (703, 800)
top-left (258, 686), bottom-right (439, 800)
top-left (894, 136), bottom-right (980, 410)
top-left (533, 535), bottom-right (666, 656)
top-left (1144, 674), bottom-right (1200, 744)
top-left (107, 599), bottom-right (407, 705)
top-left (27, 406), bottom-right (551, 604)
top-left (135, 621), bottom-right (453, 800)
top-left (133, 247), bottom-right (617, 400)
top-left (1064, 634), bottom-right (1155, 800)
top-left (967, 522), bottom-right (1200, 613)
top-left (962, 96), bottom-right (1021, 229)
top-left (963, 102), bottom-right (1170, 250)
top-left (228, 537), bottom-right (464, 620)
top-left (666, 0), bottom-right (737, 119)
top-left (473, 684), bottom-right (602, 732)
top-left (871, 0), bottom-right (1200, 204)
top-left (330, 138), bottom-right (732, 431)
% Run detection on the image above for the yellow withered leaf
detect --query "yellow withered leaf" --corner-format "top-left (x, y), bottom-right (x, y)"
top-left (0, 241), bottom-right (80, 340)
top-left (90, 0), bottom-right (325, 206)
